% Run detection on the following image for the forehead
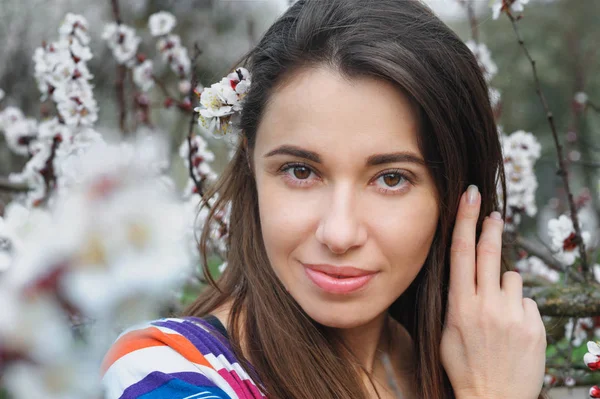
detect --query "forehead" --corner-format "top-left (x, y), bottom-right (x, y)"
top-left (255, 66), bottom-right (422, 158)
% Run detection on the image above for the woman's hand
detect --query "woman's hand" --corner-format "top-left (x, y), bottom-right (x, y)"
top-left (440, 185), bottom-right (546, 399)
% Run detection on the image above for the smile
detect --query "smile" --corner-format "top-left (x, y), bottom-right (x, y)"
top-left (302, 263), bottom-right (378, 294)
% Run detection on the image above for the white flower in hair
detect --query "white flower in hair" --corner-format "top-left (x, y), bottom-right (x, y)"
top-left (149, 11), bottom-right (177, 37)
top-left (195, 67), bottom-right (252, 137)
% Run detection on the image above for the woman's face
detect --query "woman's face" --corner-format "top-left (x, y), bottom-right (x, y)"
top-left (253, 66), bottom-right (439, 329)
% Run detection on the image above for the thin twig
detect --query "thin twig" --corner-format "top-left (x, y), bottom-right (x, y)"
top-left (0, 177), bottom-right (30, 193)
top-left (187, 44), bottom-right (205, 197)
top-left (152, 75), bottom-right (178, 100)
top-left (586, 100), bottom-right (600, 113)
top-left (38, 136), bottom-right (61, 206)
top-left (111, 0), bottom-right (128, 133)
top-left (116, 65), bottom-right (127, 133)
top-left (515, 235), bottom-right (566, 273)
top-left (110, 0), bottom-right (122, 24)
top-left (506, 14), bottom-right (590, 279)
top-left (465, 0), bottom-right (479, 43)
top-left (184, 43), bottom-right (228, 238)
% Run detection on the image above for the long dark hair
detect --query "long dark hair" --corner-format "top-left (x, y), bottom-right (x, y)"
top-left (184, 1), bottom-right (545, 398)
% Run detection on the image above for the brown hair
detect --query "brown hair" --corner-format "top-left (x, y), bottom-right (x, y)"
top-left (184, 0), bottom-right (546, 398)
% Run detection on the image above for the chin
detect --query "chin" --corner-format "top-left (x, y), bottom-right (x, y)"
top-left (297, 296), bottom-right (385, 329)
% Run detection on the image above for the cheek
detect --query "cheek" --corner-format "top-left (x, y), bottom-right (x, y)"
top-left (256, 179), bottom-right (319, 270)
top-left (368, 194), bottom-right (438, 268)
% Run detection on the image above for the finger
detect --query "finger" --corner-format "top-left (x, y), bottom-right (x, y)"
top-left (501, 271), bottom-right (523, 313)
top-left (449, 185), bottom-right (480, 298)
top-left (522, 298), bottom-right (546, 346)
top-left (475, 212), bottom-right (503, 296)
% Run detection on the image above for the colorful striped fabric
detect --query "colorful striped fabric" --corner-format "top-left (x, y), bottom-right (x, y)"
top-left (101, 317), bottom-right (266, 399)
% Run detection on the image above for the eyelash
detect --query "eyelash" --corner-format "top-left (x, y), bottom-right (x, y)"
top-left (277, 162), bottom-right (413, 195)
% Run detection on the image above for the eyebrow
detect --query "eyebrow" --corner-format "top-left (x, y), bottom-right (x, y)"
top-left (264, 145), bottom-right (426, 167)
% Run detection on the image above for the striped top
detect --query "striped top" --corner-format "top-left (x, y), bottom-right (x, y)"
top-left (101, 316), bottom-right (266, 399)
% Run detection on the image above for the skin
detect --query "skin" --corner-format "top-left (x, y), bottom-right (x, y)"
top-left (215, 65), bottom-right (546, 398)
top-left (252, 66), bottom-right (438, 395)
top-left (441, 189), bottom-right (547, 399)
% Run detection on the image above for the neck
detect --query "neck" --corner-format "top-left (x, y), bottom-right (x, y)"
top-left (335, 312), bottom-right (390, 374)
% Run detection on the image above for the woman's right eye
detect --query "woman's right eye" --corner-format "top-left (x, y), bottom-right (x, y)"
top-left (279, 163), bottom-right (318, 187)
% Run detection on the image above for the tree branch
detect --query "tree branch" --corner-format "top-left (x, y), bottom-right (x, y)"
top-left (110, 0), bottom-right (128, 134)
top-left (514, 235), bottom-right (585, 283)
top-left (506, 14), bottom-right (590, 280)
top-left (184, 43), bottom-right (228, 241)
top-left (524, 284), bottom-right (600, 317)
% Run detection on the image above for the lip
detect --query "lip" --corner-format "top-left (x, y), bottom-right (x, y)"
top-left (302, 263), bottom-right (378, 294)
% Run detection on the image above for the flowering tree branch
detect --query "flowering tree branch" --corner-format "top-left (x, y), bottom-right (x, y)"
top-left (505, 13), bottom-right (591, 280)
top-left (515, 235), bottom-right (585, 284)
top-left (524, 284), bottom-right (600, 317)
top-left (187, 44), bottom-right (205, 198)
top-left (111, 0), bottom-right (128, 133)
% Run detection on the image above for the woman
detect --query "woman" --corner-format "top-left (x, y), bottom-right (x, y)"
top-left (101, 0), bottom-right (547, 398)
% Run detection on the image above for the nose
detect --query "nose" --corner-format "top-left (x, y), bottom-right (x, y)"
top-left (315, 183), bottom-right (368, 254)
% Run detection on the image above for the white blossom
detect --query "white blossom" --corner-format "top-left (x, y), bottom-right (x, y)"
top-left (547, 214), bottom-right (591, 266)
top-left (195, 68), bottom-right (252, 137)
top-left (565, 318), bottom-right (596, 347)
top-left (543, 374), bottom-right (557, 387)
top-left (156, 34), bottom-right (191, 78)
top-left (489, 87), bottom-right (501, 109)
top-left (132, 60), bottom-right (155, 92)
top-left (574, 91), bottom-right (588, 105)
top-left (564, 376), bottom-right (576, 387)
top-left (179, 134), bottom-right (217, 193)
top-left (37, 117), bottom-right (72, 141)
top-left (68, 38), bottom-right (93, 63)
top-left (54, 80), bottom-right (99, 127)
top-left (179, 79), bottom-right (192, 94)
top-left (515, 256), bottom-right (560, 283)
top-left (58, 13), bottom-right (90, 45)
top-left (102, 23), bottom-right (141, 66)
top-left (585, 341), bottom-right (600, 371)
top-left (148, 11), bottom-right (177, 37)
top-left (4, 118), bottom-right (38, 156)
top-left (466, 40), bottom-right (498, 83)
top-left (491, 0), bottom-right (530, 20)
top-left (0, 203), bottom-right (38, 271)
top-left (498, 130), bottom-right (541, 230)
top-left (156, 34), bottom-right (181, 54)
top-left (167, 45), bottom-right (191, 77)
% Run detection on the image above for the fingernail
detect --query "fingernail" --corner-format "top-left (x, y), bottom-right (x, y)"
top-left (490, 211), bottom-right (502, 220)
top-left (466, 185), bottom-right (479, 204)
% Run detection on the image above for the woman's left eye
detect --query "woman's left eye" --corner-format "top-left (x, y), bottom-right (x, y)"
top-left (373, 171), bottom-right (411, 194)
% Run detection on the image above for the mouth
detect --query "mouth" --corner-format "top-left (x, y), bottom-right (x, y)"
top-left (302, 263), bottom-right (378, 294)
